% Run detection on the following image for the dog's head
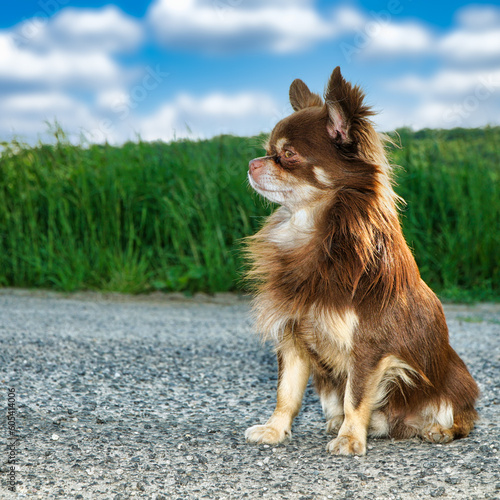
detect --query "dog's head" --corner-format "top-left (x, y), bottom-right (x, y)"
top-left (248, 67), bottom-right (383, 209)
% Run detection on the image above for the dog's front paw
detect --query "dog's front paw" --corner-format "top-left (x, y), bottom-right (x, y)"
top-left (326, 434), bottom-right (366, 456)
top-left (245, 424), bottom-right (290, 444)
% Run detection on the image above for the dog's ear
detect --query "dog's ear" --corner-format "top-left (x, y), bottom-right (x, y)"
top-left (324, 66), bottom-right (373, 143)
top-left (289, 79), bottom-right (323, 111)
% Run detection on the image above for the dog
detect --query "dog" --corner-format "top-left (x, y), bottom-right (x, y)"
top-left (244, 66), bottom-right (479, 456)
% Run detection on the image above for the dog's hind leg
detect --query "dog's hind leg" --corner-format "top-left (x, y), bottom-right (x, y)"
top-left (404, 347), bottom-right (479, 444)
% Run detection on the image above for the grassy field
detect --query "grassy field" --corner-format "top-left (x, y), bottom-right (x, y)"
top-left (0, 126), bottom-right (499, 301)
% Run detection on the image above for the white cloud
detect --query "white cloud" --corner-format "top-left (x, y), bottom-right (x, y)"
top-left (13, 5), bottom-right (143, 53)
top-left (0, 5), bottom-right (147, 144)
top-left (175, 92), bottom-right (277, 117)
top-left (362, 22), bottom-right (433, 56)
top-left (2, 92), bottom-right (79, 114)
top-left (0, 6), bottom-right (143, 90)
top-left (371, 5), bottom-right (500, 130)
top-left (1, 89), bottom-right (280, 145)
top-left (388, 69), bottom-right (500, 97)
top-left (49, 6), bottom-right (143, 52)
top-left (345, 4), bottom-right (500, 65)
top-left (95, 88), bottom-right (131, 112)
top-left (455, 4), bottom-right (500, 29)
top-left (438, 27), bottom-right (500, 64)
top-left (0, 33), bottom-right (124, 88)
top-left (408, 97), bottom-right (500, 130)
top-left (0, 5), bottom-right (149, 145)
top-left (434, 4), bottom-right (500, 64)
top-left (334, 5), bottom-right (366, 31)
top-left (2, 2), bottom-right (500, 144)
top-left (375, 95), bottom-right (500, 131)
top-left (383, 68), bottom-right (500, 129)
top-left (137, 92), bottom-right (279, 142)
top-left (146, 1), bottom-right (500, 63)
top-left (147, 0), bottom-right (339, 53)
top-left (0, 91), bottom-right (102, 142)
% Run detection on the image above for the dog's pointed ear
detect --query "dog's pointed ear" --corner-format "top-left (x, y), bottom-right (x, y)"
top-left (324, 66), bottom-right (372, 143)
top-left (289, 79), bottom-right (323, 111)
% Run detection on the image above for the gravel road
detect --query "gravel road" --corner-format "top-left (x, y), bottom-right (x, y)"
top-left (0, 289), bottom-right (498, 499)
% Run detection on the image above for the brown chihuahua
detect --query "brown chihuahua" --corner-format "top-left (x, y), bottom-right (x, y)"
top-left (244, 67), bottom-right (478, 456)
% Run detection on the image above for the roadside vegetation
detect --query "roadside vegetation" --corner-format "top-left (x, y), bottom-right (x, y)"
top-left (0, 126), bottom-right (498, 301)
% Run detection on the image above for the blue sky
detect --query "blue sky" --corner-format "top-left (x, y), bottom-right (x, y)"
top-left (1, 0), bottom-right (499, 144)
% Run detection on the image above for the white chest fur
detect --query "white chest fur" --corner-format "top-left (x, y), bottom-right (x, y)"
top-left (268, 207), bottom-right (315, 249)
top-left (311, 306), bottom-right (359, 352)
top-left (305, 306), bottom-right (358, 376)
top-left (253, 291), bottom-right (358, 373)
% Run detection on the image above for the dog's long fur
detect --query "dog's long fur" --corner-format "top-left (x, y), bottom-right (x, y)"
top-left (244, 67), bottom-right (479, 455)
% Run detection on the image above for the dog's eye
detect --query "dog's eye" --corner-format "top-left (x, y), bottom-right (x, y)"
top-left (284, 150), bottom-right (295, 158)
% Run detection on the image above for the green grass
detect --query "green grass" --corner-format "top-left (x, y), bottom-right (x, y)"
top-left (390, 127), bottom-right (500, 302)
top-left (0, 126), bottom-right (499, 301)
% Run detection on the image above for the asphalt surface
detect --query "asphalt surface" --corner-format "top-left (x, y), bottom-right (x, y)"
top-left (0, 289), bottom-right (499, 500)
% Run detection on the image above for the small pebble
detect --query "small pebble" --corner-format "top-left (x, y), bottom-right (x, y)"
top-left (430, 487), bottom-right (445, 497)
